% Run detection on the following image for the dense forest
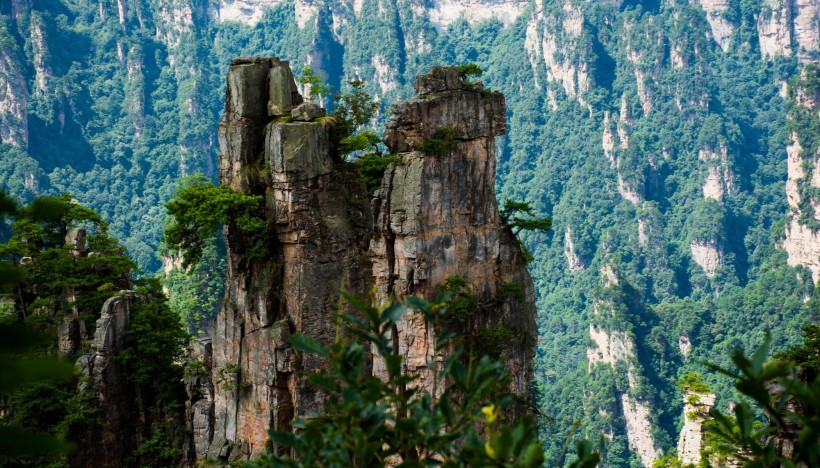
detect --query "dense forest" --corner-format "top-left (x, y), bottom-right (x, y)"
top-left (1, 0), bottom-right (819, 465)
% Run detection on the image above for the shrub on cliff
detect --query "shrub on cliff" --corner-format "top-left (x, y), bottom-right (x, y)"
top-left (165, 175), bottom-right (267, 268)
top-left (417, 126), bottom-right (462, 156)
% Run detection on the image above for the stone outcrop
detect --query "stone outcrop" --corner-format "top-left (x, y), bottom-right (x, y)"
top-left (191, 61), bottom-right (537, 463)
top-left (586, 265), bottom-right (661, 467)
top-left (71, 293), bottom-right (153, 467)
top-left (372, 66), bottom-right (537, 401)
top-left (676, 390), bottom-right (716, 466)
top-left (697, 0), bottom-right (734, 52)
top-left (525, 1), bottom-right (591, 105)
top-left (690, 239), bottom-right (724, 277)
top-left (0, 21), bottom-right (28, 148)
top-left (212, 0), bottom-right (529, 30)
top-left (565, 227), bottom-right (587, 271)
top-left (699, 144), bottom-right (732, 203)
top-left (200, 56), bottom-right (373, 460)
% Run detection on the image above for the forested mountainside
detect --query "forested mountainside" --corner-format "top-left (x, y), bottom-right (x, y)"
top-left (1, 0), bottom-right (818, 465)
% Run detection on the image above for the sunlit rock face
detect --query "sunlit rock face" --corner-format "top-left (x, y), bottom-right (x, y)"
top-left (783, 68), bottom-right (820, 281)
top-left (758, 0), bottom-right (820, 61)
top-left (212, 0), bottom-right (529, 29)
top-left (677, 391), bottom-right (716, 466)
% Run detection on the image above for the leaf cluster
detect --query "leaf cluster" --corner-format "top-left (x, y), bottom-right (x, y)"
top-left (331, 79), bottom-right (380, 146)
top-left (499, 200), bottom-right (552, 236)
top-left (417, 126), bottom-right (462, 156)
top-left (298, 65), bottom-right (332, 102)
top-left (355, 152), bottom-right (401, 195)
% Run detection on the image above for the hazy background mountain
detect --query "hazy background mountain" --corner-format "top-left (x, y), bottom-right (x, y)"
top-left (1, 0), bottom-right (818, 465)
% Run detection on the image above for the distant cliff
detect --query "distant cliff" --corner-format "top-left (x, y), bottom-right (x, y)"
top-left (186, 59), bottom-right (537, 461)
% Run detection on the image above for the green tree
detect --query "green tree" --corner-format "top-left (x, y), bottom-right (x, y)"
top-left (331, 79), bottom-right (380, 144)
top-left (499, 200), bottom-right (552, 235)
top-left (298, 65), bottom-right (332, 103)
top-left (164, 176), bottom-right (267, 268)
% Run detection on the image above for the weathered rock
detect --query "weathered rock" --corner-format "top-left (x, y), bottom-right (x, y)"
top-left (0, 22), bottom-right (28, 149)
top-left (266, 122), bottom-right (332, 180)
top-left (267, 58), bottom-right (302, 116)
top-left (204, 58), bottom-right (372, 460)
top-left (371, 66), bottom-right (536, 406)
top-left (290, 101), bottom-right (325, 121)
top-left (194, 61), bottom-right (536, 463)
top-left (677, 391), bottom-right (716, 466)
top-left (782, 66), bottom-right (820, 280)
top-left (757, 0), bottom-right (820, 62)
top-left (184, 338), bottom-right (215, 461)
top-left (698, 0), bottom-right (734, 52)
top-left (414, 66), bottom-right (463, 94)
top-left (690, 239), bottom-right (724, 277)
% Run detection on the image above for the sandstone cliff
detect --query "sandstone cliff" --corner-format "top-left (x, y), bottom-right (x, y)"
top-left (783, 65), bottom-right (820, 281)
top-left (676, 390), bottom-right (715, 466)
top-left (72, 292), bottom-right (182, 467)
top-left (586, 264), bottom-right (660, 468)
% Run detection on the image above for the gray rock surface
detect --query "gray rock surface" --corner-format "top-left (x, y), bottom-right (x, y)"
top-left (291, 102), bottom-right (325, 121)
top-left (70, 292), bottom-right (145, 467)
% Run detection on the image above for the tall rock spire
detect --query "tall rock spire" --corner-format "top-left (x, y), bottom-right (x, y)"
top-left (371, 66), bottom-right (536, 402)
top-left (194, 57), bottom-right (373, 460)
top-left (189, 61), bottom-right (537, 463)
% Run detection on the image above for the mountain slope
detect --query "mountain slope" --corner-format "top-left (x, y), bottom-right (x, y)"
top-left (1, 0), bottom-right (818, 465)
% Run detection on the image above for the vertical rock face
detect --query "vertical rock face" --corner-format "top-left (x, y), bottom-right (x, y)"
top-left (0, 22), bottom-right (28, 148)
top-left (192, 61), bottom-right (536, 463)
top-left (372, 66), bottom-right (536, 401)
top-left (676, 391), bottom-right (716, 466)
top-left (758, 0), bottom-right (820, 61)
top-left (697, 0), bottom-right (734, 52)
top-left (783, 67), bottom-right (820, 281)
top-left (691, 239), bottom-right (724, 277)
top-left (586, 265), bottom-right (660, 468)
top-left (202, 57), bottom-right (372, 460)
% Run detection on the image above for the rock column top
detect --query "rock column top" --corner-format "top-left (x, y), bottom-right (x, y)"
top-left (385, 66), bottom-right (506, 153)
top-left (224, 56), bottom-right (303, 121)
top-left (414, 66), bottom-right (464, 94)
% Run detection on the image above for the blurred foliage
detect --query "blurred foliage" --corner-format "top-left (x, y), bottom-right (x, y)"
top-left (252, 292), bottom-right (598, 467)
